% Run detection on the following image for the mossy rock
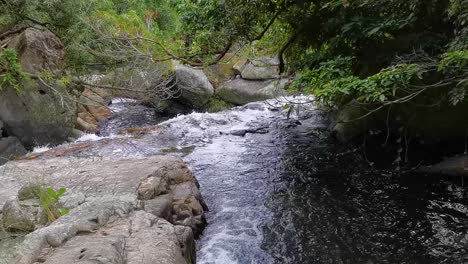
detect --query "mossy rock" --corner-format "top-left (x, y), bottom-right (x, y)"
top-left (204, 63), bottom-right (236, 88)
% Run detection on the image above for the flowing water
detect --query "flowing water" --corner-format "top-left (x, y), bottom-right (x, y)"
top-left (2, 97), bottom-right (467, 264)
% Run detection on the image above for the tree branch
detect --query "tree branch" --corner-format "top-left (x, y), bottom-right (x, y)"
top-left (278, 32), bottom-right (298, 74)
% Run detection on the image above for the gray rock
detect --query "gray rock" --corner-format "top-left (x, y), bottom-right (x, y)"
top-left (6, 27), bottom-right (64, 74)
top-left (241, 57), bottom-right (280, 80)
top-left (17, 184), bottom-right (40, 201)
top-left (0, 27), bottom-right (76, 148)
top-left (143, 193), bottom-right (174, 221)
top-left (0, 156), bottom-right (193, 210)
top-left (0, 136), bottom-right (27, 165)
top-left (71, 129), bottom-right (84, 139)
top-left (2, 199), bottom-right (46, 232)
top-left (15, 202), bottom-right (188, 264)
top-left (217, 79), bottom-right (288, 105)
top-left (172, 181), bottom-right (206, 236)
top-left (58, 192), bottom-right (86, 209)
top-left (0, 85), bottom-right (76, 148)
top-left (137, 173), bottom-right (170, 200)
top-left (233, 58), bottom-right (248, 74)
top-left (176, 63), bottom-right (214, 107)
top-left (204, 63), bottom-right (236, 87)
top-left (14, 198), bottom-right (133, 264)
top-left (1, 156), bottom-right (204, 264)
top-left (174, 225), bottom-right (196, 264)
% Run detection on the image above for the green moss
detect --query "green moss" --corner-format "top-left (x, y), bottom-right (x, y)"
top-left (160, 146), bottom-right (195, 155)
top-left (203, 97), bottom-right (234, 113)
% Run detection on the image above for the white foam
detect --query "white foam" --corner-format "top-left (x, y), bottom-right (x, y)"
top-left (75, 133), bottom-right (108, 142)
top-left (32, 145), bottom-right (51, 153)
top-left (111, 97), bottom-right (137, 104)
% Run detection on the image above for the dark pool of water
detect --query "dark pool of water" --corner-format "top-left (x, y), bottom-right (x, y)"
top-left (262, 119), bottom-right (467, 264)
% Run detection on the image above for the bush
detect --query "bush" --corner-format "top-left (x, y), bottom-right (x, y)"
top-left (0, 49), bottom-right (29, 92)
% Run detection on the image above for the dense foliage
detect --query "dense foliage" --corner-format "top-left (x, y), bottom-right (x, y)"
top-left (176, 0), bottom-right (468, 109)
top-left (0, 0), bottom-right (467, 109)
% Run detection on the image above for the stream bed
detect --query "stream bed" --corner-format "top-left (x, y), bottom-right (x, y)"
top-left (1, 97), bottom-right (467, 264)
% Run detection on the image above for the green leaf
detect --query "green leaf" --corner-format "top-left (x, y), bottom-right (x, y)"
top-left (59, 208), bottom-right (71, 216)
top-left (56, 187), bottom-right (67, 197)
top-left (46, 187), bottom-right (57, 199)
top-left (367, 27), bottom-right (381, 36)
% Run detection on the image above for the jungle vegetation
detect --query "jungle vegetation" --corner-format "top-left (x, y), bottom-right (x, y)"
top-left (0, 0), bottom-right (467, 115)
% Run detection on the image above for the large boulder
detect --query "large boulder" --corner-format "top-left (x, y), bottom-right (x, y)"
top-left (0, 83), bottom-right (77, 148)
top-left (175, 63), bottom-right (214, 107)
top-left (241, 57), bottom-right (280, 80)
top-left (1, 156), bottom-right (206, 264)
top-left (0, 136), bottom-right (28, 165)
top-left (204, 63), bottom-right (236, 88)
top-left (6, 27), bottom-right (65, 74)
top-left (0, 27), bottom-right (76, 148)
top-left (14, 202), bottom-right (189, 264)
top-left (217, 79), bottom-right (288, 105)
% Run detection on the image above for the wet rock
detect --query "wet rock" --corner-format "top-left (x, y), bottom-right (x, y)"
top-left (79, 88), bottom-right (112, 123)
top-left (0, 136), bottom-right (27, 165)
top-left (77, 111), bottom-right (97, 126)
top-left (175, 63), bottom-right (214, 107)
top-left (174, 225), bottom-right (196, 264)
top-left (76, 110), bottom-right (98, 133)
top-left (172, 182), bottom-right (207, 235)
top-left (87, 104), bottom-right (112, 122)
top-left (75, 117), bottom-right (98, 133)
top-left (217, 79), bottom-right (288, 105)
top-left (241, 57), bottom-right (280, 80)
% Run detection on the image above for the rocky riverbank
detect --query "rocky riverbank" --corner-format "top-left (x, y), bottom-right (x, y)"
top-left (1, 156), bottom-right (206, 264)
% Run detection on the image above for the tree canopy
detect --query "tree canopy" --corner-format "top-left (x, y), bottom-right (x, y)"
top-left (0, 0), bottom-right (467, 109)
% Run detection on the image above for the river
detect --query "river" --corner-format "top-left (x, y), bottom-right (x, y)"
top-left (2, 97), bottom-right (467, 263)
